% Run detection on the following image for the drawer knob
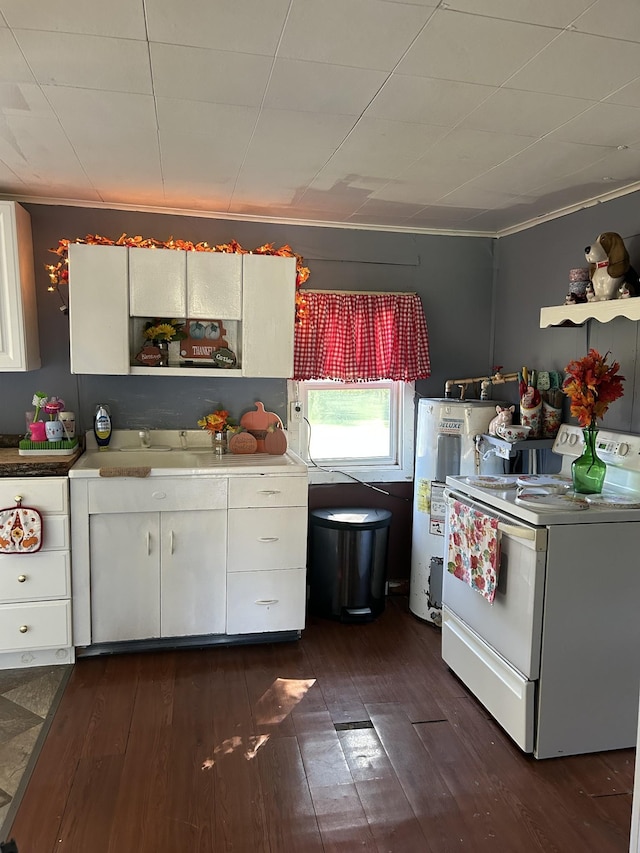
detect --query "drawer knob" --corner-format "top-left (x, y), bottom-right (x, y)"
top-left (14, 495), bottom-right (23, 503)
top-left (19, 625), bottom-right (29, 633)
top-left (17, 575), bottom-right (27, 583)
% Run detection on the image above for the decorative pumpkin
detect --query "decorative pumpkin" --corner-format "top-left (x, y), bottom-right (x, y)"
top-left (240, 401), bottom-right (282, 452)
top-left (228, 430), bottom-right (258, 454)
top-left (265, 423), bottom-right (287, 455)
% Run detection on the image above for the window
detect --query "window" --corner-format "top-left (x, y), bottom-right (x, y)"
top-left (287, 379), bottom-right (415, 484)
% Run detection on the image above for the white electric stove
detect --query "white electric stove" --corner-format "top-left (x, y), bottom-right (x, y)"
top-left (442, 423), bottom-right (640, 759)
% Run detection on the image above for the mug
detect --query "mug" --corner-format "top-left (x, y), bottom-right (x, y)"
top-left (58, 411), bottom-right (76, 439)
top-left (45, 420), bottom-right (65, 442)
top-left (29, 421), bottom-right (47, 442)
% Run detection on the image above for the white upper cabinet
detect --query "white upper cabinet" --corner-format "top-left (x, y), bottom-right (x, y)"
top-left (68, 244), bottom-right (129, 375)
top-left (242, 254), bottom-right (295, 378)
top-left (0, 201), bottom-right (40, 371)
top-left (129, 249), bottom-right (243, 319)
top-left (68, 244), bottom-right (296, 377)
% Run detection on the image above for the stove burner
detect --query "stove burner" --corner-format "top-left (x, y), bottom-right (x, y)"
top-left (465, 475), bottom-right (517, 489)
top-left (585, 493), bottom-right (640, 508)
top-left (515, 491), bottom-right (589, 510)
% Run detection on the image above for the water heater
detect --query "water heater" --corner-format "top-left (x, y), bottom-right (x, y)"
top-left (410, 398), bottom-right (504, 624)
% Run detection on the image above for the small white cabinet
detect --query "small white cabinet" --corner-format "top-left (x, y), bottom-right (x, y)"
top-left (68, 244), bottom-right (295, 377)
top-left (226, 475), bottom-right (308, 635)
top-left (0, 201), bottom-right (40, 371)
top-left (89, 508), bottom-right (226, 643)
top-left (129, 249), bottom-right (243, 319)
top-left (0, 477), bottom-right (73, 669)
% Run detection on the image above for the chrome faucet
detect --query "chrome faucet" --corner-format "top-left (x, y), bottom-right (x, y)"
top-left (139, 428), bottom-right (151, 448)
top-left (179, 430), bottom-right (188, 450)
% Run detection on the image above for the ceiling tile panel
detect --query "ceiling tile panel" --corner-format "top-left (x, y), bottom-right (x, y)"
top-left (396, 9), bottom-right (558, 85)
top-left (572, 0), bottom-right (640, 43)
top-left (459, 88), bottom-right (594, 137)
top-left (0, 27), bottom-right (36, 83)
top-left (444, 0), bottom-right (594, 28)
top-left (278, 0), bottom-right (434, 70)
top-left (470, 139), bottom-right (613, 196)
top-left (315, 117), bottom-right (447, 180)
top-left (150, 43), bottom-right (272, 107)
top-left (0, 0), bottom-right (147, 38)
top-left (14, 30), bottom-right (153, 93)
top-left (264, 58), bottom-right (387, 115)
top-left (366, 75), bottom-right (496, 126)
top-left (155, 97), bottom-right (259, 137)
top-left (145, 0), bottom-right (291, 55)
top-left (547, 102), bottom-right (640, 148)
top-left (505, 31), bottom-right (640, 100)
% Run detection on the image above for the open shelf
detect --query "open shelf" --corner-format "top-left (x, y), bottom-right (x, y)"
top-left (540, 299), bottom-right (640, 328)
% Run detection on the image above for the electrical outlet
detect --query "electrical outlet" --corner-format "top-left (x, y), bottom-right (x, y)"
top-left (289, 401), bottom-right (303, 423)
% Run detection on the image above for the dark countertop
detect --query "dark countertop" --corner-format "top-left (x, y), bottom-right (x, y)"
top-left (0, 434), bottom-right (84, 477)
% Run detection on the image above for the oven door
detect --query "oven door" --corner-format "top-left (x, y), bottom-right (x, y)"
top-left (442, 490), bottom-right (548, 753)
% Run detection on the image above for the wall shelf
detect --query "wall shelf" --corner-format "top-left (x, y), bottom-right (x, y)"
top-left (540, 299), bottom-right (640, 328)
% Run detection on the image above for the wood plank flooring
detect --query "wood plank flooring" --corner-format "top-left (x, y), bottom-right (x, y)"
top-left (4, 596), bottom-right (635, 852)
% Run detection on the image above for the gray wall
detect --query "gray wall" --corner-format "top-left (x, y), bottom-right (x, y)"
top-left (0, 203), bottom-right (495, 436)
top-left (494, 193), bottom-right (640, 433)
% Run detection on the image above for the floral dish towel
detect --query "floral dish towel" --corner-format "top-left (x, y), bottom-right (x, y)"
top-left (447, 499), bottom-right (500, 604)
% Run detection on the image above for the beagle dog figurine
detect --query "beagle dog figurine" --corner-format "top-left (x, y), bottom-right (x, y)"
top-left (585, 232), bottom-right (637, 301)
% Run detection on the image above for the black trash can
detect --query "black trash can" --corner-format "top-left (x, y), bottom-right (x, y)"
top-left (308, 507), bottom-right (392, 622)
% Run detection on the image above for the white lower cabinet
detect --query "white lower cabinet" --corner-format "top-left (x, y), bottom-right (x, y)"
top-left (226, 475), bottom-right (308, 635)
top-left (89, 509), bottom-right (226, 643)
top-left (70, 462), bottom-right (309, 650)
top-left (0, 477), bottom-right (74, 668)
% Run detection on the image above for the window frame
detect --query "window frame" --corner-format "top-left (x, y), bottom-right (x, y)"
top-left (287, 379), bottom-right (415, 485)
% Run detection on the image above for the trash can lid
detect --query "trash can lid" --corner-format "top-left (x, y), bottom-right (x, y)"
top-left (310, 507), bottom-right (392, 530)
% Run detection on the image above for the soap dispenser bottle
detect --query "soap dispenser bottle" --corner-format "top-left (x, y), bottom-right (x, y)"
top-left (94, 404), bottom-right (112, 450)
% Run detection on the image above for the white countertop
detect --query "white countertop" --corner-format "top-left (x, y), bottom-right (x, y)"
top-left (68, 430), bottom-right (308, 478)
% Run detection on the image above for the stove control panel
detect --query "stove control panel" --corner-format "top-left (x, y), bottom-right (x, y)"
top-left (553, 424), bottom-right (640, 471)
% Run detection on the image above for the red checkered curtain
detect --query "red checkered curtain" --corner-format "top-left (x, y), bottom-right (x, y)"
top-left (293, 291), bottom-right (431, 381)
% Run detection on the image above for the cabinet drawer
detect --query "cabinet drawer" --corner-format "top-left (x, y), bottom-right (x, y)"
top-left (228, 507), bottom-right (308, 571)
top-left (228, 476), bottom-right (307, 508)
top-left (0, 600), bottom-right (71, 651)
top-left (0, 551), bottom-right (69, 602)
top-left (88, 476), bottom-right (228, 513)
top-left (227, 569), bottom-right (306, 634)
top-left (0, 478), bottom-right (68, 514)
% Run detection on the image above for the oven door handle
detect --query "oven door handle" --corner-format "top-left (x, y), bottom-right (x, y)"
top-left (497, 522), bottom-right (536, 541)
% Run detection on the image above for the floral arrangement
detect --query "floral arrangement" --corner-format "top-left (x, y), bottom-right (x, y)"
top-left (563, 348), bottom-right (625, 428)
top-left (45, 234), bottom-right (310, 320)
top-left (197, 410), bottom-right (236, 433)
top-left (32, 391), bottom-right (48, 422)
top-left (142, 318), bottom-right (186, 342)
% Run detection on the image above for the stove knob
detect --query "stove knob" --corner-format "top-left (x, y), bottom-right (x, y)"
top-left (558, 431), bottom-right (568, 444)
top-left (568, 433), bottom-right (578, 446)
top-left (618, 442), bottom-right (630, 457)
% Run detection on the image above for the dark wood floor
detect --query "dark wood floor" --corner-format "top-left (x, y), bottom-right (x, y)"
top-left (5, 596), bottom-right (634, 852)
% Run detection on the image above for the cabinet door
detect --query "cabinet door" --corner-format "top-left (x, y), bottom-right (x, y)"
top-left (90, 512), bottom-right (160, 643)
top-left (241, 254), bottom-right (295, 377)
top-left (160, 509), bottom-right (227, 637)
top-left (186, 252), bottom-right (242, 319)
top-left (0, 201), bottom-right (40, 371)
top-left (69, 244), bottom-right (130, 374)
top-left (129, 248), bottom-right (187, 316)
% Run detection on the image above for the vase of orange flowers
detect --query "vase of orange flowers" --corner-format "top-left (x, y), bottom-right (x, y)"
top-left (197, 409), bottom-right (236, 455)
top-left (563, 349), bottom-right (625, 494)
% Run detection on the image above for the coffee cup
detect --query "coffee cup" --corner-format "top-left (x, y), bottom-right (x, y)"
top-left (58, 411), bottom-right (76, 439)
